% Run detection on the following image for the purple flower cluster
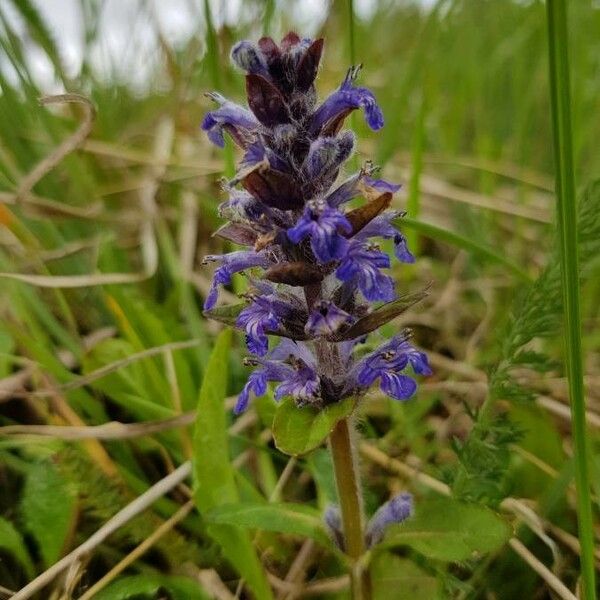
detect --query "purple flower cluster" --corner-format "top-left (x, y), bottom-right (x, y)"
top-left (201, 32), bottom-right (430, 414)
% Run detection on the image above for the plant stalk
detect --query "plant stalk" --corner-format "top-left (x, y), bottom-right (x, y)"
top-left (545, 1), bottom-right (597, 598)
top-left (329, 417), bottom-right (371, 600)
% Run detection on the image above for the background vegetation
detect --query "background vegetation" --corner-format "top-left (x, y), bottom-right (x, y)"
top-left (0, 0), bottom-right (599, 598)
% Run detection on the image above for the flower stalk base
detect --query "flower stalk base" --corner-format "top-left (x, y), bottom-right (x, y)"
top-left (329, 417), bottom-right (371, 600)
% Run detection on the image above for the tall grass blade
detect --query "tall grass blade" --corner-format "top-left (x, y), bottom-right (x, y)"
top-left (545, 2), bottom-right (597, 598)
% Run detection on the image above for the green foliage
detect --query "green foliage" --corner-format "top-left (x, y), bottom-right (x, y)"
top-left (193, 328), bottom-right (272, 600)
top-left (451, 409), bottom-right (522, 505)
top-left (205, 502), bottom-right (334, 551)
top-left (272, 397), bottom-right (355, 456)
top-left (451, 180), bottom-right (600, 505)
top-left (94, 574), bottom-right (210, 600)
top-left (1, 1), bottom-right (599, 597)
top-left (0, 516), bottom-right (34, 579)
top-left (20, 461), bottom-right (77, 568)
top-left (371, 553), bottom-right (441, 600)
top-left (377, 498), bottom-right (512, 562)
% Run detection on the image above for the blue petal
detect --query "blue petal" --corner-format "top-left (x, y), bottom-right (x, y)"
top-left (380, 372), bottom-right (416, 400)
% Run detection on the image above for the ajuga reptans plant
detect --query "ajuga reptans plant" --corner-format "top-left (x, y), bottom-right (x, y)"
top-left (201, 32), bottom-right (430, 592)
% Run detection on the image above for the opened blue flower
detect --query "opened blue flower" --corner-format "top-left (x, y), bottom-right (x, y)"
top-left (236, 340), bottom-right (320, 412)
top-left (353, 335), bottom-right (431, 401)
top-left (274, 357), bottom-right (320, 405)
top-left (311, 66), bottom-right (384, 135)
top-left (356, 212), bottom-right (415, 264)
top-left (201, 93), bottom-right (259, 148)
top-left (336, 241), bottom-right (395, 301)
top-left (235, 358), bottom-right (290, 414)
top-left (287, 200), bottom-right (352, 263)
top-left (236, 294), bottom-right (295, 356)
top-left (202, 250), bottom-right (270, 310)
top-left (305, 301), bottom-right (353, 337)
top-left (363, 175), bottom-right (401, 193)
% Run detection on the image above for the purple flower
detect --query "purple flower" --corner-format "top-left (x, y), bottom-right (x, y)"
top-left (201, 93), bottom-right (259, 148)
top-left (323, 505), bottom-right (344, 550)
top-left (324, 172), bottom-right (363, 208)
top-left (230, 40), bottom-right (269, 76)
top-left (363, 176), bottom-right (401, 194)
top-left (305, 301), bottom-right (353, 337)
top-left (218, 189), bottom-right (271, 224)
top-left (274, 357), bottom-right (320, 405)
top-left (352, 335), bottom-right (431, 400)
top-left (356, 212), bottom-right (415, 264)
top-left (310, 66), bottom-right (384, 135)
top-left (235, 358), bottom-right (290, 414)
top-left (336, 241), bottom-right (395, 301)
top-left (366, 493), bottom-right (413, 547)
top-left (287, 200), bottom-right (352, 263)
top-left (202, 250), bottom-right (271, 310)
top-left (235, 340), bottom-right (321, 412)
top-left (237, 294), bottom-right (294, 356)
top-left (203, 33), bottom-right (431, 418)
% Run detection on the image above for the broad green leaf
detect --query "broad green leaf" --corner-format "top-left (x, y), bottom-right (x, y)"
top-left (193, 329), bottom-right (272, 600)
top-left (509, 405), bottom-right (565, 498)
top-left (206, 502), bottom-right (333, 549)
top-left (94, 574), bottom-right (210, 600)
top-left (379, 498), bottom-right (511, 561)
top-left (371, 553), bottom-right (441, 600)
top-left (0, 516), bottom-right (34, 579)
top-left (273, 397), bottom-right (355, 456)
top-left (21, 461), bottom-right (77, 568)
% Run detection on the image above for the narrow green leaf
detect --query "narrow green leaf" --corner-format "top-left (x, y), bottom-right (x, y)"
top-left (193, 329), bottom-right (272, 599)
top-left (273, 397), bottom-right (355, 456)
top-left (93, 574), bottom-right (210, 600)
top-left (194, 328), bottom-right (237, 509)
top-left (0, 516), bottom-right (34, 579)
top-left (206, 502), bottom-right (333, 550)
top-left (546, 2), bottom-right (597, 597)
top-left (379, 498), bottom-right (511, 562)
top-left (21, 461), bottom-right (77, 568)
top-left (396, 216), bottom-right (532, 282)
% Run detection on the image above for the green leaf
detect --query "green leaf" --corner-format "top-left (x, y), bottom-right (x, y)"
top-left (205, 502), bottom-right (333, 550)
top-left (0, 516), bottom-right (34, 579)
top-left (21, 461), bottom-right (77, 568)
top-left (193, 329), bottom-right (272, 600)
top-left (371, 553), bottom-right (441, 600)
top-left (194, 328), bottom-right (237, 510)
top-left (397, 216), bottom-right (532, 283)
top-left (273, 397), bottom-right (355, 456)
top-left (379, 498), bottom-right (511, 561)
top-left (94, 574), bottom-right (210, 600)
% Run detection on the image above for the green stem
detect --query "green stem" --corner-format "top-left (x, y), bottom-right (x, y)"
top-left (545, 2), bottom-right (597, 599)
top-left (329, 417), bottom-right (370, 600)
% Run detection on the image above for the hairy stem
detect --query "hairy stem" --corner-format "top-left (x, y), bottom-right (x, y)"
top-left (329, 417), bottom-right (370, 599)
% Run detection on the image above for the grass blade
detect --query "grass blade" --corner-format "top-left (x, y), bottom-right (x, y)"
top-left (395, 216), bottom-right (532, 283)
top-left (545, 2), bottom-right (597, 598)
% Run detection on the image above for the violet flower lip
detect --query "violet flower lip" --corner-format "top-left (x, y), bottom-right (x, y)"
top-left (201, 32), bottom-right (430, 414)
